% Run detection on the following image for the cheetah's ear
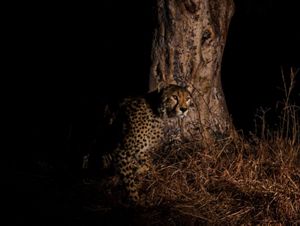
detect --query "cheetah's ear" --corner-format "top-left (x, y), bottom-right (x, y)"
top-left (158, 80), bottom-right (178, 92)
top-left (157, 81), bottom-right (169, 92)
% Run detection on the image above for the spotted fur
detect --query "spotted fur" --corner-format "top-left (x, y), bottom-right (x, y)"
top-left (102, 84), bottom-right (191, 203)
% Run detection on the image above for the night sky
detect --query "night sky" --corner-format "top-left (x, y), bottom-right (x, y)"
top-left (12, 0), bottom-right (299, 224)
top-left (222, 0), bottom-right (300, 130)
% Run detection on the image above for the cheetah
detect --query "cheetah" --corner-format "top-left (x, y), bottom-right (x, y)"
top-left (101, 84), bottom-right (191, 204)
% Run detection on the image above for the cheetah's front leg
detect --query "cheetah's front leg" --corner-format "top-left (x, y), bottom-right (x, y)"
top-left (135, 149), bottom-right (151, 175)
top-left (117, 150), bottom-right (140, 203)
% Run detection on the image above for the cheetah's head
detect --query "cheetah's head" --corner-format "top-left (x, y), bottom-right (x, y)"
top-left (161, 85), bottom-right (191, 118)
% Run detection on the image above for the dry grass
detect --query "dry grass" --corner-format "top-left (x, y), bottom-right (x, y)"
top-left (76, 69), bottom-right (299, 225)
top-left (140, 132), bottom-right (300, 225)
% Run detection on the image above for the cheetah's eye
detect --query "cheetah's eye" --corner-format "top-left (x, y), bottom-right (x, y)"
top-left (172, 95), bottom-right (178, 100)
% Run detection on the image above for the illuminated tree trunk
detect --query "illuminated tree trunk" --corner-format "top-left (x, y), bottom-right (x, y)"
top-left (149, 0), bottom-right (235, 140)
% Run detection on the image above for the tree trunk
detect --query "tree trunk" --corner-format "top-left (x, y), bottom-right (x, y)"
top-left (149, 0), bottom-right (235, 140)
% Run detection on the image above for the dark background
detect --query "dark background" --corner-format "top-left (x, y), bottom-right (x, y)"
top-left (12, 0), bottom-right (299, 224)
top-left (15, 0), bottom-right (299, 136)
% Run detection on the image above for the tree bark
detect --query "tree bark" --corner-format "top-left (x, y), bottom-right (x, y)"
top-left (149, 0), bottom-right (235, 140)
